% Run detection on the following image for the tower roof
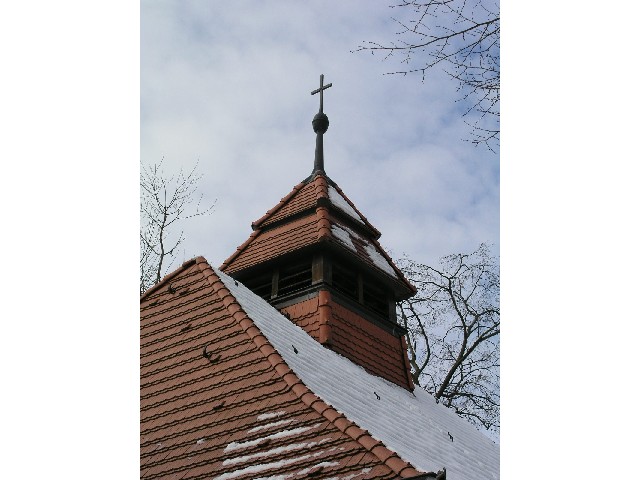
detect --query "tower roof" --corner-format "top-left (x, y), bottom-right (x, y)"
top-left (220, 172), bottom-right (415, 299)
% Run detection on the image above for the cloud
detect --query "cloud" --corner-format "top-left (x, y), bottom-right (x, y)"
top-left (141, 0), bottom-right (499, 268)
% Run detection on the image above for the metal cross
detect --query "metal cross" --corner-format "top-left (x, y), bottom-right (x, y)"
top-left (310, 74), bottom-right (332, 113)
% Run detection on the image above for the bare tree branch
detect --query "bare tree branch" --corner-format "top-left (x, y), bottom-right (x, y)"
top-left (355, 0), bottom-right (500, 151)
top-left (140, 159), bottom-right (216, 294)
top-left (398, 243), bottom-right (499, 435)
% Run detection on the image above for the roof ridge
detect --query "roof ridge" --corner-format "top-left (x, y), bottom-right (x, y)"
top-left (328, 182), bottom-right (381, 238)
top-left (192, 257), bottom-right (426, 478)
top-left (140, 257), bottom-right (199, 301)
top-left (251, 180), bottom-right (307, 229)
top-left (360, 234), bottom-right (417, 296)
top-left (219, 227), bottom-right (262, 271)
top-left (312, 172), bottom-right (329, 199)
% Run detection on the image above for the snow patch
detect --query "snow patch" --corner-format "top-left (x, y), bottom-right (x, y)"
top-left (331, 224), bottom-right (398, 278)
top-left (328, 185), bottom-right (364, 224)
top-left (363, 243), bottom-right (397, 278)
top-left (330, 224), bottom-right (356, 252)
top-left (257, 411), bottom-right (287, 421)
top-left (214, 446), bottom-right (334, 480)
top-left (248, 418), bottom-right (294, 434)
top-left (252, 448), bottom-right (340, 480)
top-left (213, 455), bottom-right (312, 480)
top-left (223, 438), bottom-right (330, 467)
top-left (224, 425), bottom-right (321, 453)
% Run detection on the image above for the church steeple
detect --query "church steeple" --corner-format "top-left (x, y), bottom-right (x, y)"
top-left (220, 77), bottom-right (417, 390)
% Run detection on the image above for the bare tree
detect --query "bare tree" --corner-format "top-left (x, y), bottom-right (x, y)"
top-left (398, 244), bottom-right (499, 434)
top-left (140, 160), bottom-right (215, 294)
top-left (356, 1), bottom-right (500, 151)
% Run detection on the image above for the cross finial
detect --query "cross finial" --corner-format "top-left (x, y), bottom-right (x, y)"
top-left (311, 74), bottom-right (332, 114)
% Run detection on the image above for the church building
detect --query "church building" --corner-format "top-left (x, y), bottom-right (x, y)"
top-left (140, 76), bottom-right (499, 480)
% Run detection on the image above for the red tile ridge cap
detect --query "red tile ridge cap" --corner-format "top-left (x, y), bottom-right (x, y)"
top-left (312, 173), bottom-right (329, 201)
top-left (315, 205), bottom-right (332, 240)
top-left (140, 257), bottom-right (199, 301)
top-left (317, 289), bottom-right (332, 345)
top-left (251, 180), bottom-right (307, 230)
top-left (219, 229), bottom-right (262, 272)
top-left (314, 175), bottom-right (334, 242)
top-left (192, 257), bottom-right (425, 479)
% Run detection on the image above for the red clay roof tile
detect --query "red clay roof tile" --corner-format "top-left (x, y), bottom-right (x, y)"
top-left (141, 257), bottom-right (431, 480)
top-left (251, 180), bottom-right (309, 229)
top-left (258, 180), bottom-right (317, 228)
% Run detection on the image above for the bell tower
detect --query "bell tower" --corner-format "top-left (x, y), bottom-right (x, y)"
top-left (220, 75), bottom-right (417, 390)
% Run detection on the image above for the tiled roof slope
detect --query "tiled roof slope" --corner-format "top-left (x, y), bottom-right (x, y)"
top-left (220, 173), bottom-right (415, 297)
top-left (217, 265), bottom-right (500, 480)
top-left (254, 180), bottom-right (316, 229)
top-left (252, 174), bottom-right (378, 235)
top-left (141, 257), bottom-right (439, 480)
top-left (220, 215), bottom-right (319, 274)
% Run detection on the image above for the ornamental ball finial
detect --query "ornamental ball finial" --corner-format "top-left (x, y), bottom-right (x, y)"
top-left (312, 112), bottom-right (329, 134)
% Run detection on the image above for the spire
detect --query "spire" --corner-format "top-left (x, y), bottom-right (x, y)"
top-left (310, 74), bottom-right (332, 174)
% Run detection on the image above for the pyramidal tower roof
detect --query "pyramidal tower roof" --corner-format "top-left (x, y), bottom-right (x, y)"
top-left (219, 172), bottom-right (414, 299)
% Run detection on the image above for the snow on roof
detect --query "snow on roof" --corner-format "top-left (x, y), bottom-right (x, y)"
top-left (331, 224), bottom-right (398, 279)
top-left (331, 224), bottom-right (357, 253)
top-left (216, 268), bottom-right (499, 480)
top-left (224, 424), bottom-right (322, 453)
top-left (328, 184), bottom-right (365, 225)
top-left (362, 242), bottom-right (398, 278)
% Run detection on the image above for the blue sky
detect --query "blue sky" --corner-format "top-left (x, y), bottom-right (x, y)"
top-left (141, 1), bottom-right (500, 270)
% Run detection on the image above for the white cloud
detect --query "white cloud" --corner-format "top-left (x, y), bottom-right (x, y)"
top-left (141, 0), bottom-right (499, 268)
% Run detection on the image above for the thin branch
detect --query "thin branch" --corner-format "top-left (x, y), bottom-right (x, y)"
top-left (397, 243), bottom-right (500, 433)
top-left (355, 0), bottom-right (500, 150)
top-left (140, 159), bottom-right (216, 293)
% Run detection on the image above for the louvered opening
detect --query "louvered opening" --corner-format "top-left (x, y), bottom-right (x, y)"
top-left (244, 271), bottom-right (273, 300)
top-left (278, 261), bottom-right (312, 296)
top-left (362, 279), bottom-right (389, 319)
top-left (332, 263), bottom-right (358, 301)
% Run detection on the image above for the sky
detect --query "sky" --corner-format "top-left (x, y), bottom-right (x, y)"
top-left (141, 1), bottom-right (500, 272)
